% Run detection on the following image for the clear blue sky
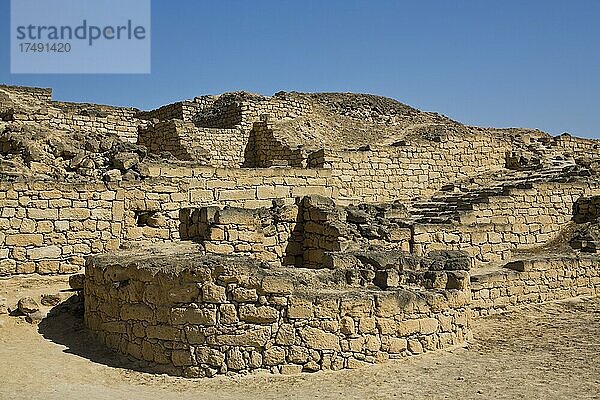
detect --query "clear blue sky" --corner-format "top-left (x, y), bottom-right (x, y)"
top-left (2, 0), bottom-right (599, 138)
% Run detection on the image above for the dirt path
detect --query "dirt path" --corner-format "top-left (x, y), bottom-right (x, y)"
top-left (1, 275), bottom-right (599, 400)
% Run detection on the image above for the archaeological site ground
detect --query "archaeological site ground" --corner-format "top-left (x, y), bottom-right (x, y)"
top-left (0, 84), bottom-right (599, 398)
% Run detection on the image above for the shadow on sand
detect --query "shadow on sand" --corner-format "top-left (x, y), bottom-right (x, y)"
top-left (37, 294), bottom-right (152, 374)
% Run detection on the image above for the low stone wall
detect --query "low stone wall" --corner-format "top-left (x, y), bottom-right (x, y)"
top-left (181, 203), bottom-right (302, 266)
top-left (470, 256), bottom-right (600, 316)
top-left (84, 249), bottom-right (472, 377)
top-left (412, 182), bottom-right (600, 264)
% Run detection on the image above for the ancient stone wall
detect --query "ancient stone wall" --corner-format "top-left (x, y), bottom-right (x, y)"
top-left (470, 256), bottom-right (600, 316)
top-left (180, 204), bottom-right (302, 266)
top-left (48, 101), bottom-right (144, 143)
top-left (412, 182), bottom-right (600, 264)
top-left (0, 167), bottom-right (334, 276)
top-left (0, 181), bottom-right (122, 276)
top-left (139, 120), bottom-right (248, 167)
top-left (248, 118), bottom-right (306, 167)
top-left (195, 96), bottom-right (311, 131)
top-left (135, 100), bottom-right (205, 123)
top-left (84, 252), bottom-right (471, 377)
top-left (0, 85), bottom-right (52, 123)
top-left (310, 133), bottom-right (511, 203)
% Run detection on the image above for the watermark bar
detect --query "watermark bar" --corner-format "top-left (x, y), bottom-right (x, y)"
top-left (10, 0), bottom-right (151, 74)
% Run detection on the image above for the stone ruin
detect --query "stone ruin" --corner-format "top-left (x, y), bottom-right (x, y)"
top-left (1, 83), bottom-right (600, 377)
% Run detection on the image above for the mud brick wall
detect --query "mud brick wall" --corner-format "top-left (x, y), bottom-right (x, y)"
top-left (412, 182), bottom-right (600, 265)
top-left (470, 256), bottom-right (600, 316)
top-left (311, 133), bottom-right (511, 203)
top-left (48, 102), bottom-right (145, 143)
top-left (84, 254), bottom-right (472, 377)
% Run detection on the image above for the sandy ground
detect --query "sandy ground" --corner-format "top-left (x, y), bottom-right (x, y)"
top-left (1, 274), bottom-right (599, 400)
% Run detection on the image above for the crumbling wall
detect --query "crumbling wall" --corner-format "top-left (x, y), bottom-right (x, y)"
top-left (138, 120), bottom-right (248, 167)
top-left (248, 118), bottom-right (306, 167)
top-left (180, 203), bottom-right (302, 266)
top-left (0, 167), bottom-right (334, 276)
top-left (0, 85), bottom-right (52, 123)
top-left (194, 94), bottom-right (311, 130)
top-left (84, 251), bottom-right (472, 377)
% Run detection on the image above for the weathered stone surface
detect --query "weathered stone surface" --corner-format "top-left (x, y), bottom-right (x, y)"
top-left (239, 305), bottom-right (278, 323)
top-left (261, 276), bottom-right (294, 294)
top-left (215, 326), bottom-right (271, 347)
top-left (263, 346), bottom-right (286, 366)
top-left (202, 283), bottom-right (226, 303)
top-left (299, 327), bottom-right (340, 351)
top-left (69, 274), bottom-right (85, 290)
top-left (17, 297), bottom-right (39, 314)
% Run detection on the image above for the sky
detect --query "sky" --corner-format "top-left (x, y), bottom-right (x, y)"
top-left (1, 0), bottom-right (600, 138)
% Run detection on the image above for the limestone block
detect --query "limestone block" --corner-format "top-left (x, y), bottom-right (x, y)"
top-left (121, 303), bottom-right (154, 322)
top-left (276, 323), bottom-right (296, 345)
top-left (261, 276), bottom-right (294, 294)
top-left (145, 325), bottom-right (182, 341)
top-left (27, 245), bottom-right (61, 260)
top-left (195, 348), bottom-right (225, 367)
top-left (168, 284), bottom-right (200, 303)
top-left (287, 297), bottom-right (313, 319)
top-left (202, 282), bottom-right (226, 303)
top-left (232, 287), bottom-right (258, 303)
top-left (204, 242), bottom-right (234, 255)
top-left (407, 338), bottom-right (423, 354)
top-left (226, 348), bottom-right (246, 370)
top-left (5, 234), bottom-right (43, 246)
top-left (263, 346), bottom-right (286, 366)
top-left (280, 364), bottom-right (303, 375)
top-left (239, 305), bottom-right (278, 323)
top-left (171, 307), bottom-right (216, 326)
top-left (340, 316), bottom-right (355, 335)
top-left (299, 327), bottom-right (340, 351)
top-left (172, 350), bottom-right (194, 367)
